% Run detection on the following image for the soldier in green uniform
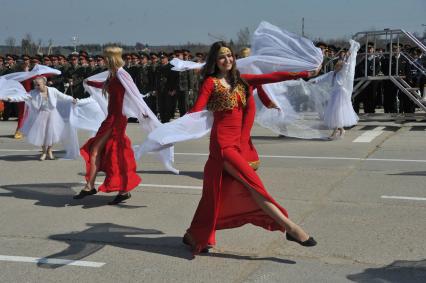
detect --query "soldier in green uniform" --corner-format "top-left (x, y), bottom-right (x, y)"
top-left (47, 54), bottom-right (65, 92)
top-left (1, 55), bottom-right (18, 121)
top-left (94, 55), bottom-right (107, 74)
top-left (156, 52), bottom-right (177, 123)
top-left (147, 52), bottom-right (159, 116)
top-left (64, 53), bottom-right (86, 98)
top-left (0, 55), bottom-right (6, 76)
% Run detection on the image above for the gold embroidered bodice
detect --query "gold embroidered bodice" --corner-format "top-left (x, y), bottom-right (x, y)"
top-left (206, 78), bottom-right (247, 112)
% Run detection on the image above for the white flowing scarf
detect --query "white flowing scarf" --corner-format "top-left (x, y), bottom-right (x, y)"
top-left (0, 77), bottom-right (29, 101)
top-left (2, 64), bottom-right (61, 82)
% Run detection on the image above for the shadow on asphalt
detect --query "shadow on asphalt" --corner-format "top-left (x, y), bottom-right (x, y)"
top-left (0, 134), bottom-right (15, 138)
top-left (138, 170), bottom-right (204, 180)
top-left (388, 171), bottom-right (426, 176)
top-left (38, 223), bottom-right (192, 268)
top-left (0, 154), bottom-right (41, 161)
top-left (39, 223), bottom-right (296, 268)
top-left (347, 259), bottom-right (426, 283)
top-left (200, 252), bottom-right (296, 264)
top-left (0, 183), bottom-right (145, 209)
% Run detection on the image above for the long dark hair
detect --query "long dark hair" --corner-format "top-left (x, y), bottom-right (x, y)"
top-left (201, 41), bottom-right (248, 91)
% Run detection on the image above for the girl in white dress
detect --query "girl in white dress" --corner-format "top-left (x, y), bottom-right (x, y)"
top-left (323, 40), bottom-right (360, 139)
top-left (21, 77), bottom-right (76, 160)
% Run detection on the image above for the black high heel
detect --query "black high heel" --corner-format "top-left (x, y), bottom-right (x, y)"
top-left (108, 192), bottom-right (131, 205)
top-left (182, 233), bottom-right (211, 253)
top-left (73, 188), bottom-right (97, 199)
top-left (286, 233), bottom-right (317, 247)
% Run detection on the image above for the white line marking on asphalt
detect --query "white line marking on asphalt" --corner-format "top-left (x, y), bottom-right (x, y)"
top-left (175, 153), bottom-right (426, 163)
top-left (381, 195), bottom-right (426, 201)
top-left (2, 149), bottom-right (426, 163)
top-left (0, 255), bottom-right (105, 267)
top-left (86, 182), bottom-right (203, 190)
top-left (353, 126), bottom-right (385, 143)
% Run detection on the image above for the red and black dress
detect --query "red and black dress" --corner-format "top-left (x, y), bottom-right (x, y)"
top-left (81, 76), bottom-right (141, 193)
top-left (187, 71), bottom-right (308, 253)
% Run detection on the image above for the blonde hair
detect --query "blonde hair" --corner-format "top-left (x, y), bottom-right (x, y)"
top-left (103, 46), bottom-right (124, 72)
top-left (102, 46), bottom-right (124, 97)
top-left (33, 76), bottom-right (47, 86)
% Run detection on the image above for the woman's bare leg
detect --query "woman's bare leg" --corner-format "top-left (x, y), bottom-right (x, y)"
top-left (223, 161), bottom-right (310, 242)
top-left (85, 130), bottom-right (112, 190)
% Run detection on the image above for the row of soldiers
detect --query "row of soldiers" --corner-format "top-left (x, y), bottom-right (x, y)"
top-left (316, 41), bottom-right (426, 113)
top-left (0, 49), bottom-right (207, 122)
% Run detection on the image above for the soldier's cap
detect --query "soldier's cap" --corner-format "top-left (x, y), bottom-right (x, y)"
top-left (57, 54), bottom-right (67, 59)
top-left (195, 52), bottom-right (203, 57)
top-left (158, 52), bottom-right (167, 58)
top-left (88, 56), bottom-right (95, 62)
top-left (79, 50), bottom-right (89, 57)
top-left (131, 53), bottom-right (140, 59)
top-left (49, 55), bottom-right (58, 60)
top-left (68, 53), bottom-right (79, 59)
top-left (21, 54), bottom-right (31, 60)
top-left (327, 45), bottom-right (337, 52)
top-left (5, 54), bottom-right (15, 60)
top-left (182, 49), bottom-right (191, 54)
top-left (43, 56), bottom-right (51, 62)
top-left (360, 43), bottom-right (374, 50)
top-left (31, 56), bottom-right (40, 62)
top-left (94, 55), bottom-right (104, 60)
top-left (139, 52), bottom-right (149, 59)
top-left (386, 43), bottom-right (399, 49)
top-left (149, 52), bottom-right (158, 58)
top-left (315, 42), bottom-right (328, 49)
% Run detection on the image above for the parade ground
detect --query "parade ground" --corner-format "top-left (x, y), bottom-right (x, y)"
top-left (0, 114), bottom-right (425, 283)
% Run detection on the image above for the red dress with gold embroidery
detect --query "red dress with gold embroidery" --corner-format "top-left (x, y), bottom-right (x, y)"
top-left (187, 71), bottom-right (308, 253)
top-left (80, 76), bottom-right (141, 193)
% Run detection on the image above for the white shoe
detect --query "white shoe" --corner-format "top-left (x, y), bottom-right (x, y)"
top-left (47, 150), bottom-right (55, 160)
top-left (39, 153), bottom-right (46, 161)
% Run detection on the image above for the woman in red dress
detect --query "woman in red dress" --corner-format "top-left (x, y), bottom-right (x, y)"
top-left (73, 47), bottom-right (141, 205)
top-left (183, 41), bottom-right (318, 254)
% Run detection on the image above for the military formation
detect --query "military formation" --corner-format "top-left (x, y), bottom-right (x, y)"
top-left (0, 49), bottom-right (207, 124)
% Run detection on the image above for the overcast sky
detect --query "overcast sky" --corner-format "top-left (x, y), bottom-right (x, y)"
top-left (1, 0), bottom-right (425, 46)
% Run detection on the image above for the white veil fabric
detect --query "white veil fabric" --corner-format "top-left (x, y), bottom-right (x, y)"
top-left (0, 77), bottom-right (29, 101)
top-left (2, 64), bottom-right (61, 81)
top-left (82, 68), bottom-right (178, 174)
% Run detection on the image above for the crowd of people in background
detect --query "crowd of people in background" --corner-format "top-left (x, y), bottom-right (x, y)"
top-left (0, 40), bottom-right (425, 133)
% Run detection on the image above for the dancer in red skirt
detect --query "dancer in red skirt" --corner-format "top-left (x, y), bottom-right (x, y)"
top-left (183, 41), bottom-right (318, 254)
top-left (74, 47), bottom-right (141, 205)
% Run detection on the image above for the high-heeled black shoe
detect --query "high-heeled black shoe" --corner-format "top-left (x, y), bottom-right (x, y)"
top-left (286, 233), bottom-right (317, 247)
top-left (182, 233), bottom-right (211, 253)
top-left (108, 192), bottom-right (131, 205)
top-left (73, 188), bottom-right (97, 199)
